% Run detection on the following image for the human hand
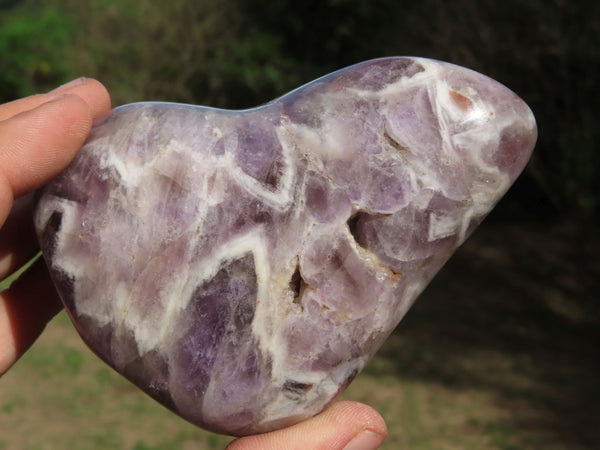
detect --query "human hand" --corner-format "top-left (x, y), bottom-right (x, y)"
top-left (0, 81), bottom-right (387, 449)
top-left (227, 401), bottom-right (387, 449)
top-left (0, 78), bottom-right (111, 375)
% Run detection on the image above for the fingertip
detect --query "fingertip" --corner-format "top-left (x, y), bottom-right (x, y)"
top-left (226, 401), bottom-right (387, 450)
top-left (0, 78), bottom-right (111, 124)
top-left (51, 93), bottom-right (93, 131)
top-left (80, 78), bottom-right (112, 118)
top-left (41, 93), bottom-right (94, 158)
top-left (51, 78), bottom-right (112, 119)
top-left (330, 401), bottom-right (388, 438)
top-left (48, 76), bottom-right (89, 94)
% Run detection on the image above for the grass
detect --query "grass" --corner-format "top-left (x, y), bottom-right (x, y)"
top-left (1, 223), bottom-right (598, 449)
top-left (0, 252), bottom-right (41, 292)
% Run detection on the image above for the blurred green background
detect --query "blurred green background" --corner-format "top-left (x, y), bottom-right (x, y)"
top-left (1, 0), bottom-right (599, 449)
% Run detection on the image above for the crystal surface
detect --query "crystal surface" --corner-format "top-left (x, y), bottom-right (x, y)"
top-left (33, 57), bottom-right (537, 436)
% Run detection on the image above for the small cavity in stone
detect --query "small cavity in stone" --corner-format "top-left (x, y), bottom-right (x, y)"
top-left (290, 264), bottom-right (305, 306)
top-left (347, 211), bottom-right (366, 246)
top-left (383, 129), bottom-right (409, 153)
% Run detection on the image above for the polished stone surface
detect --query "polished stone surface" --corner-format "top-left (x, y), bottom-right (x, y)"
top-left (34, 57), bottom-right (536, 436)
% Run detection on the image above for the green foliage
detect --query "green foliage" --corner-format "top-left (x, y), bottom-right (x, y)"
top-left (21, 340), bottom-right (85, 379)
top-left (0, 253), bottom-right (40, 292)
top-left (0, 5), bottom-right (74, 101)
top-left (0, 0), bottom-right (597, 220)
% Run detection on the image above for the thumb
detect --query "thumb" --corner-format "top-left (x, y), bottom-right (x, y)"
top-left (226, 401), bottom-right (387, 450)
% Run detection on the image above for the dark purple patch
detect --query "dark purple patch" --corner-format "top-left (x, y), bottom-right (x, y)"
top-left (172, 254), bottom-right (258, 396)
top-left (235, 122), bottom-right (284, 190)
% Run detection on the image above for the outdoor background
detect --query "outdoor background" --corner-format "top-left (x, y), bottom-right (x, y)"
top-left (0, 0), bottom-right (598, 449)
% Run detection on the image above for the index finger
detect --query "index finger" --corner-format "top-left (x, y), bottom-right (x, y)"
top-left (0, 94), bottom-right (94, 202)
top-left (0, 78), bottom-right (110, 123)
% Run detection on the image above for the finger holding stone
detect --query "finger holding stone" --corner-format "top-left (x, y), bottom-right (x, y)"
top-left (0, 78), bottom-right (110, 123)
top-left (226, 401), bottom-right (387, 450)
top-left (0, 79), bottom-right (111, 273)
top-left (0, 94), bottom-right (93, 200)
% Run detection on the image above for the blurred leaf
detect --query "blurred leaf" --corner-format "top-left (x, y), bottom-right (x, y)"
top-left (0, 5), bottom-right (74, 100)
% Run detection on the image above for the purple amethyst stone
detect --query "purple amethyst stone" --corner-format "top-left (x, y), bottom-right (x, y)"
top-left (34, 57), bottom-right (536, 435)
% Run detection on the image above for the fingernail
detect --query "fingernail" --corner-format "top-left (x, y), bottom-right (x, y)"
top-left (49, 77), bottom-right (87, 93)
top-left (342, 430), bottom-right (385, 450)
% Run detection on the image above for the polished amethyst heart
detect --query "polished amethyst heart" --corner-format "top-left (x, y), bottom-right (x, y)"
top-left (34, 57), bottom-right (536, 436)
